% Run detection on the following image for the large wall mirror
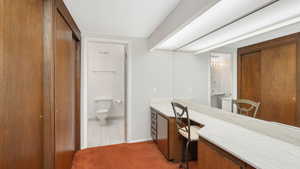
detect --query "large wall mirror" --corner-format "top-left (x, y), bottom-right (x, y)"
top-left (172, 21), bottom-right (300, 128)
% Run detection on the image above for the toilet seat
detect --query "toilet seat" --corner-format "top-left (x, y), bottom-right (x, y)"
top-left (96, 109), bottom-right (110, 114)
top-left (96, 109), bottom-right (110, 125)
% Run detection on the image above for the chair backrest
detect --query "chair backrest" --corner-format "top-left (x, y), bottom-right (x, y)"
top-left (232, 99), bottom-right (260, 118)
top-left (171, 102), bottom-right (191, 141)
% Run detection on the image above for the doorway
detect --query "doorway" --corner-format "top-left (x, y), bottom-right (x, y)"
top-left (86, 41), bottom-right (127, 147)
top-left (209, 52), bottom-right (233, 111)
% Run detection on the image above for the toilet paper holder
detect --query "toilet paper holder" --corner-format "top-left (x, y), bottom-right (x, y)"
top-left (113, 99), bottom-right (122, 104)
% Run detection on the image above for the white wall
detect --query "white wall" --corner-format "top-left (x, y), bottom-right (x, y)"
top-left (131, 50), bottom-right (210, 141)
top-left (130, 48), bottom-right (174, 141)
top-left (81, 33), bottom-right (210, 145)
top-left (173, 53), bottom-right (210, 105)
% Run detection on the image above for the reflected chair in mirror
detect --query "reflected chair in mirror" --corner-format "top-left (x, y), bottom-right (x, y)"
top-left (171, 102), bottom-right (201, 169)
top-left (232, 99), bottom-right (260, 118)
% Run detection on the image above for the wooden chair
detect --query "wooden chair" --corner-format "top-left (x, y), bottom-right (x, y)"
top-left (171, 102), bottom-right (200, 169)
top-left (232, 99), bottom-right (260, 118)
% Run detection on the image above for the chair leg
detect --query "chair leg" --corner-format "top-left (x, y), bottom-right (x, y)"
top-left (179, 140), bottom-right (190, 169)
top-left (185, 141), bottom-right (190, 169)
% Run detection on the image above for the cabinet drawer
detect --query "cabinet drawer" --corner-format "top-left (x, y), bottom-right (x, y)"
top-left (151, 129), bottom-right (156, 136)
top-left (151, 111), bottom-right (157, 129)
top-left (151, 127), bottom-right (156, 133)
top-left (151, 112), bottom-right (157, 119)
top-left (150, 110), bottom-right (157, 142)
top-left (151, 131), bottom-right (157, 141)
top-left (151, 120), bottom-right (157, 128)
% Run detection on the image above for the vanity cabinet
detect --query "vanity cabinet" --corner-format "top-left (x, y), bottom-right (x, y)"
top-left (150, 107), bottom-right (182, 162)
top-left (157, 113), bottom-right (169, 158)
top-left (198, 137), bottom-right (253, 169)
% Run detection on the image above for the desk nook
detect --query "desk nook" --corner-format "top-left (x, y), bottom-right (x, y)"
top-left (150, 99), bottom-right (300, 169)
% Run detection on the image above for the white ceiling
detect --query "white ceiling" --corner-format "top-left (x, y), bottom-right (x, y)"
top-left (63, 0), bottom-right (180, 38)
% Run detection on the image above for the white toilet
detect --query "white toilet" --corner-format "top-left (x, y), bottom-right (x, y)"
top-left (95, 99), bottom-right (112, 125)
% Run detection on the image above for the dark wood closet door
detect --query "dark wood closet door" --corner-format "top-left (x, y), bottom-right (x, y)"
top-left (239, 51), bottom-right (262, 117)
top-left (240, 51), bottom-right (261, 103)
top-left (0, 0), bottom-right (44, 169)
top-left (54, 11), bottom-right (76, 169)
top-left (260, 43), bottom-right (296, 125)
top-left (238, 34), bottom-right (299, 126)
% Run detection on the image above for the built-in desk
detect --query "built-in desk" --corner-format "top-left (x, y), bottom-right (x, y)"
top-left (150, 100), bottom-right (300, 169)
top-left (151, 106), bottom-right (201, 162)
top-left (151, 107), bottom-right (183, 162)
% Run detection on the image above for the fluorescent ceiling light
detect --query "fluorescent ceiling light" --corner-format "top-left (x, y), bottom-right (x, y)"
top-left (157, 0), bottom-right (276, 50)
top-left (181, 0), bottom-right (300, 53)
top-left (195, 15), bottom-right (300, 54)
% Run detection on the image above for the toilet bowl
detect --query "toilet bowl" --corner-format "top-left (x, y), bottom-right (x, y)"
top-left (95, 99), bottom-right (112, 125)
top-left (96, 109), bottom-right (110, 125)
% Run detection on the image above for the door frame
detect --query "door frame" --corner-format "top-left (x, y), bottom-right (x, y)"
top-left (43, 0), bottom-right (81, 169)
top-left (81, 37), bottom-right (131, 149)
top-left (208, 52), bottom-right (233, 108)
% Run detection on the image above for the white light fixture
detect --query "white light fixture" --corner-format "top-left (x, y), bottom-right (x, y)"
top-left (181, 0), bottom-right (300, 53)
top-left (157, 0), bottom-right (276, 50)
top-left (210, 53), bottom-right (230, 67)
top-left (195, 15), bottom-right (300, 54)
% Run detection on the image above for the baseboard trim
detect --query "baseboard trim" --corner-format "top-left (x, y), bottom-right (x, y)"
top-left (127, 138), bottom-right (152, 143)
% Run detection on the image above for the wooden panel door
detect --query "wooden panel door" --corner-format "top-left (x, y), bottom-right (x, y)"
top-left (54, 11), bottom-right (76, 169)
top-left (0, 0), bottom-right (44, 169)
top-left (156, 113), bottom-right (169, 159)
top-left (260, 43), bottom-right (297, 125)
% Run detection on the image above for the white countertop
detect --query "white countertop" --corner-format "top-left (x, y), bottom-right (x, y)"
top-left (150, 100), bottom-right (300, 169)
